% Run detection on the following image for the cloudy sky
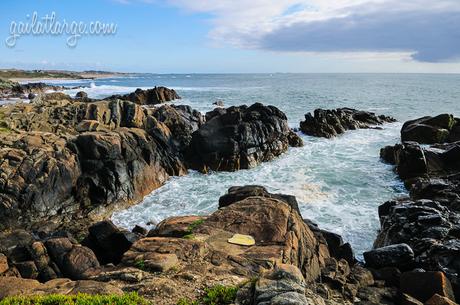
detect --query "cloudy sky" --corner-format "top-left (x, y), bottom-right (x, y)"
top-left (1, 0), bottom-right (459, 73)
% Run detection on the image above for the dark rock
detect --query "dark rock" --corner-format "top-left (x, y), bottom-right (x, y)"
top-left (218, 185), bottom-right (301, 216)
top-left (82, 220), bottom-right (137, 265)
top-left (45, 237), bottom-right (74, 267)
top-left (75, 91), bottom-right (88, 99)
top-left (15, 261), bottom-right (38, 279)
top-left (186, 103), bottom-right (296, 172)
top-left (299, 108), bottom-right (395, 138)
top-left (363, 244), bottom-right (414, 269)
top-left (401, 114), bottom-right (459, 144)
top-left (132, 225), bottom-right (148, 235)
top-left (106, 86), bottom-right (180, 105)
top-left (400, 271), bottom-right (456, 303)
top-left (213, 100), bottom-right (224, 107)
top-left (370, 267), bottom-right (401, 287)
top-left (62, 246), bottom-right (100, 280)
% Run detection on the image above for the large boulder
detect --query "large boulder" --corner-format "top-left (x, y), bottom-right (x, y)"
top-left (122, 188), bottom-right (329, 282)
top-left (299, 108), bottom-right (396, 138)
top-left (363, 244), bottom-right (414, 270)
top-left (82, 220), bottom-right (139, 265)
top-left (401, 114), bottom-right (460, 144)
top-left (106, 86), bottom-right (180, 105)
top-left (61, 246), bottom-right (100, 280)
top-left (187, 103), bottom-right (302, 172)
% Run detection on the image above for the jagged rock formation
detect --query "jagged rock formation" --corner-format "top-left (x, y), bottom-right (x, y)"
top-left (375, 115), bottom-right (460, 301)
top-left (106, 86), bottom-right (181, 105)
top-left (187, 103), bottom-right (303, 172)
top-left (401, 113), bottom-right (460, 144)
top-left (0, 94), bottom-right (198, 232)
top-left (0, 78), bottom-right (67, 100)
top-left (299, 108), bottom-right (396, 138)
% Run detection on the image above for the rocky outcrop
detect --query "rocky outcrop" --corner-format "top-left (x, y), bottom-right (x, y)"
top-left (106, 87), bottom-right (181, 105)
top-left (0, 95), bottom-right (194, 232)
top-left (0, 79), bottom-right (66, 100)
top-left (187, 103), bottom-right (303, 172)
top-left (376, 115), bottom-right (460, 302)
top-left (299, 108), bottom-right (396, 138)
top-left (401, 114), bottom-right (460, 144)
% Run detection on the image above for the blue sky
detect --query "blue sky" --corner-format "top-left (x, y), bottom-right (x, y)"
top-left (1, 0), bottom-right (459, 73)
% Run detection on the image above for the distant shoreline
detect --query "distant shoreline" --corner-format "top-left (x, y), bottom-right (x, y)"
top-left (0, 69), bottom-right (131, 83)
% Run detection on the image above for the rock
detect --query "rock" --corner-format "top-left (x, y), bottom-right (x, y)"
top-left (75, 91), bottom-right (88, 99)
top-left (254, 264), bottom-right (307, 305)
top-left (400, 271), bottom-right (456, 303)
top-left (106, 86), bottom-right (180, 105)
top-left (148, 216), bottom-right (206, 238)
top-left (186, 103), bottom-right (296, 172)
top-left (399, 293), bottom-right (424, 305)
top-left (219, 185), bottom-right (301, 216)
top-left (0, 96), bottom-right (193, 232)
top-left (0, 276), bottom-right (123, 298)
top-left (370, 267), bottom-right (401, 287)
top-left (287, 130), bottom-right (304, 147)
top-left (213, 100), bottom-right (224, 107)
top-left (364, 244), bottom-right (414, 270)
top-left (143, 253), bottom-right (179, 272)
top-left (82, 220), bottom-right (138, 265)
top-left (401, 114), bottom-right (458, 144)
top-left (62, 246), bottom-right (100, 280)
top-left (425, 294), bottom-right (458, 305)
top-left (0, 253), bottom-right (8, 274)
top-left (15, 261), bottom-right (39, 279)
top-left (132, 225), bottom-right (148, 235)
top-left (299, 108), bottom-right (396, 138)
top-left (124, 189), bottom-right (329, 282)
top-left (45, 237), bottom-right (74, 267)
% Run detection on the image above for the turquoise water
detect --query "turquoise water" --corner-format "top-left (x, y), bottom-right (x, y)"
top-left (55, 74), bottom-right (460, 255)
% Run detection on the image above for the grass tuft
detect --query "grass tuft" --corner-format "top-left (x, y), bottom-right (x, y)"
top-left (176, 285), bottom-right (238, 305)
top-left (0, 292), bottom-right (150, 305)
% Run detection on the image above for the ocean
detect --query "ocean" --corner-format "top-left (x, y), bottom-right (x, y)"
top-left (46, 73), bottom-right (460, 257)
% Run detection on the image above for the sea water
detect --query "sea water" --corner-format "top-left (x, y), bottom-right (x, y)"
top-left (55, 73), bottom-right (460, 256)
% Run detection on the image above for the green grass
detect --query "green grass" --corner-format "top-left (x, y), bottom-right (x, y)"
top-left (134, 259), bottom-right (146, 271)
top-left (187, 219), bottom-right (205, 233)
top-left (176, 285), bottom-right (238, 305)
top-left (0, 292), bottom-right (150, 305)
top-left (182, 234), bottom-right (195, 240)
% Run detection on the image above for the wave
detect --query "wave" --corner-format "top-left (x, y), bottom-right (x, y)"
top-left (63, 84), bottom-right (151, 99)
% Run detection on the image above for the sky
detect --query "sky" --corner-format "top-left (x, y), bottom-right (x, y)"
top-left (0, 0), bottom-right (459, 73)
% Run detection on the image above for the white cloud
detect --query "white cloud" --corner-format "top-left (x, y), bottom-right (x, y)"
top-left (165, 0), bottom-right (460, 61)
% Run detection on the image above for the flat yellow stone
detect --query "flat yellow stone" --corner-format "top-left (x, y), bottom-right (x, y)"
top-left (227, 234), bottom-right (255, 246)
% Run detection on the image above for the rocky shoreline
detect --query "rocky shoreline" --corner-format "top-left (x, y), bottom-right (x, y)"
top-left (0, 83), bottom-right (458, 305)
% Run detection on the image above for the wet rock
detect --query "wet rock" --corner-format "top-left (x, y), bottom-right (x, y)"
top-left (132, 225), bottom-right (148, 235)
top-left (75, 91), bottom-right (88, 99)
top-left (187, 103), bottom-right (296, 172)
top-left (299, 108), bottom-right (396, 138)
top-left (401, 114), bottom-right (459, 144)
top-left (62, 246), bottom-right (100, 280)
top-left (400, 271), bottom-right (456, 303)
top-left (107, 86), bottom-right (180, 105)
top-left (363, 244), bottom-right (414, 270)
